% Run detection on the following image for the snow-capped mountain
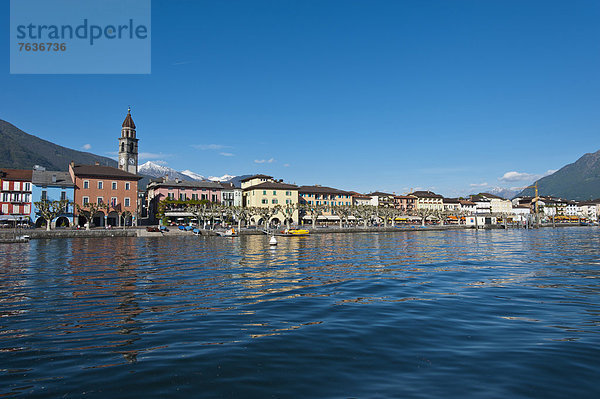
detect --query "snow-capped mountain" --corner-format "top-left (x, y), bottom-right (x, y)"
top-left (139, 161), bottom-right (201, 181)
top-left (139, 161), bottom-right (239, 184)
top-left (181, 170), bottom-right (206, 181)
top-left (207, 174), bottom-right (236, 182)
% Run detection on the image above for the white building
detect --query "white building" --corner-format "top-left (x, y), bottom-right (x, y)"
top-left (221, 182), bottom-right (242, 207)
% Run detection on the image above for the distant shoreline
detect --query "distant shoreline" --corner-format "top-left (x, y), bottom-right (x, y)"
top-left (0, 223), bottom-right (591, 241)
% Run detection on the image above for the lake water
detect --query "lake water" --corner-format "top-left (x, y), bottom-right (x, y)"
top-left (1, 228), bottom-right (600, 398)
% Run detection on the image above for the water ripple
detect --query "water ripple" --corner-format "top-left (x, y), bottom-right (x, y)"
top-left (1, 228), bottom-right (600, 397)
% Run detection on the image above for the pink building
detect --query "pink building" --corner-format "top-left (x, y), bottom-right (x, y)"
top-left (146, 178), bottom-right (223, 222)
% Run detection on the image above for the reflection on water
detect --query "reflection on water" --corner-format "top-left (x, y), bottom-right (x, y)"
top-left (1, 228), bottom-right (600, 398)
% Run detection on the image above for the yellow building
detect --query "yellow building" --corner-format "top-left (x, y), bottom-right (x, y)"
top-left (411, 190), bottom-right (444, 211)
top-left (241, 175), bottom-right (299, 225)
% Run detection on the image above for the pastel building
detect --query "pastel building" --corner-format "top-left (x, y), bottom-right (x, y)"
top-left (242, 175), bottom-right (299, 225)
top-left (146, 178), bottom-right (223, 222)
top-left (220, 182), bottom-right (243, 207)
top-left (0, 169), bottom-right (32, 224)
top-left (70, 162), bottom-right (141, 227)
top-left (30, 168), bottom-right (75, 228)
top-left (411, 191), bottom-right (444, 211)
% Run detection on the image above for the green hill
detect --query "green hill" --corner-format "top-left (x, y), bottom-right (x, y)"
top-left (518, 149), bottom-right (600, 200)
top-left (0, 119), bottom-right (117, 170)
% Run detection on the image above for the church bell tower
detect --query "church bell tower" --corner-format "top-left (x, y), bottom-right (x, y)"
top-left (118, 107), bottom-right (139, 174)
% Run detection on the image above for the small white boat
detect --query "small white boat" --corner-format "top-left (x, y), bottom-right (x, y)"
top-left (216, 228), bottom-right (238, 237)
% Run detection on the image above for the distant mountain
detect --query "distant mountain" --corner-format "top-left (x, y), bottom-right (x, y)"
top-left (181, 169), bottom-right (205, 181)
top-left (517, 149), bottom-right (600, 200)
top-left (488, 187), bottom-right (521, 200)
top-left (139, 161), bottom-right (195, 181)
top-left (0, 119), bottom-right (117, 170)
top-left (139, 161), bottom-right (247, 186)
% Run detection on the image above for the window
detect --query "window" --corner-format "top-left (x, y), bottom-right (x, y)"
top-left (98, 181), bottom-right (103, 189)
top-left (263, 190), bottom-right (267, 195)
top-left (83, 180), bottom-right (89, 189)
top-left (60, 191), bottom-right (66, 201)
top-left (112, 182), bottom-right (117, 190)
top-left (24, 183), bottom-right (31, 191)
top-left (286, 191), bottom-right (292, 196)
top-left (273, 191), bottom-right (277, 195)
top-left (286, 199), bottom-right (291, 204)
top-left (261, 199), bottom-right (268, 204)
top-left (14, 182), bottom-right (20, 191)
top-left (97, 197), bottom-right (103, 204)
top-left (2, 181), bottom-right (8, 190)
top-left (124, 197), bottom-right (130, 207)
top-left (111, 197), bottom-right (118, 207)
top-left (179, 193), bottom-right (186, 201)
top-left (167, 192), bottom-right (174, 200)
top-left (201, 194), bottom-right (207, 200)
top-left (41, 190), bottom-right (47, 201)
top-left (192, 194), bottom-right (198, 200)
top-left (272, 199), bottom-right (278, 204)
top-left (125, 182), bottom-right (130, 191)
top-left (82, 196), bottom-right (89, 205)
top-left (24, 205), bottom-right (30, 214)
top-left (1, 193), bottom-right (8, 202)
top-left (12, 205), bottom-right (19, 214)
top-left (212, 195), bottom-right (217, 202)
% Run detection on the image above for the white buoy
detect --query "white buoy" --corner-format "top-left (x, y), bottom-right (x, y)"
top-left (269, 235), bottom-right (278, 246)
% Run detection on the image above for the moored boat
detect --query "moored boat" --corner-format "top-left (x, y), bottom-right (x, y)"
top-left (276, 229), bottom-right (309, 236)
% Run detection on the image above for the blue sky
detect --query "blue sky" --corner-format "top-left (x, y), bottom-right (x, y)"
top-left (2, 0), bottom-right (600, 196)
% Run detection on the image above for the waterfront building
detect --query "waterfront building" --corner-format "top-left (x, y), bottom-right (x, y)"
top-left (299, 185), bottom-right (352, 207)
top-left (0, 168), bottom-right (32, 225)
top-left (411, 191), bottom-right (444, 211)
top-left (443, 198), bottom-right (462, 212)
top-left (368, 192), bottom-right (396, 208)
top-left (459, 199), bottom-right (477, 214)
top-left (565, 200), bottom-right (580, 217)
top-left (30, 168), bottom-right (75, 228)
top-left (69, 162), bottom-right (141, 227)
top-left (579, 201), bottom-right (598, 221)
top-left (220, 182), bottom-right (242, 207)
top-left (242, 176), bottom-right (299, 225)
top-left (240, 174), bottom-right (274, 190)
top-left (298, 185), bottom-right (353, 224)
top-left (349, 192), bottom-right (373, 206)
top-left (393, 195), bottom-right (417, 212)
top-left (146, 177), bottom-right (223, 222)
top-left (469, 193), bottom-right (512, 214)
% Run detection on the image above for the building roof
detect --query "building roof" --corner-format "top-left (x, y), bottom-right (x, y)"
top-left (243, 181), bottom-right (298, 191)
top-left (411, 190), bottom-right (444, 199)
top-left (240, 174), bottom-right (273, 183)
top-left (368, 191), bottom-right (395, 197)
top-left (0, 169), bottom-right (33, 181)
top-left (71, 164), bottom-right (142, 180)
top-left (350, 192), bottom-right (372, 199)
top-left (122, 109), bottom-right (136, 129)
top-left (220, 182), bottom-right (240, 190)
top-left (32, 170), bottom-right (74, 187)
top-left (459, 200), bottom-right (475, 205)
top-left (148, 179), bottom-right (223, 189)
top-left (394, 195), bottom-right (416, 200)
top-left (298, 185), bottom-right (350, 195)
top-left (443, 198), bottom-right (461, 204)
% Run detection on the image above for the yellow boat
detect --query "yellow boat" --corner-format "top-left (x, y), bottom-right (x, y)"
top-left (278, 229), bottom-right (310, 236)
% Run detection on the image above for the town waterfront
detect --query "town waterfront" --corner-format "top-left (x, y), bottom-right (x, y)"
top-left (2, 228), bottom-right (600, 398)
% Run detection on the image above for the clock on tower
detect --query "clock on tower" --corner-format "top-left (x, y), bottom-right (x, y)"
top-left (118, 107), bottom-right (139, 175)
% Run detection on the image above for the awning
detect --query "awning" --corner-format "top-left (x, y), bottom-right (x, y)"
top-left (0, 215), bottom-right (29, 221)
